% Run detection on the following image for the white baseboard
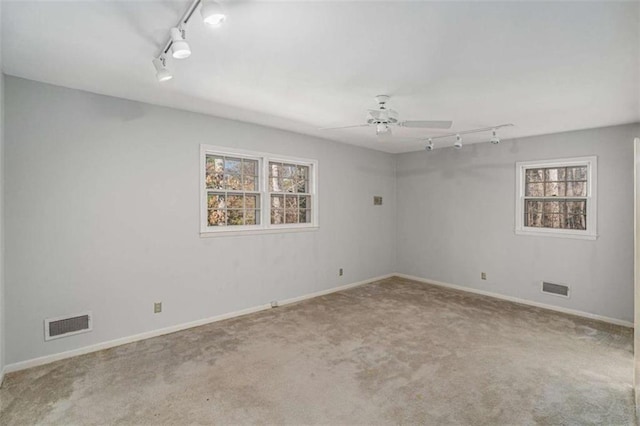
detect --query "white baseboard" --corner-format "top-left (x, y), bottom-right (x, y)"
top-left (3, 274), bottom-right (393, 375)
top-left (395, 273), bottom-right (634, 328)
top-left (279, 274), bottom-right (393, 306)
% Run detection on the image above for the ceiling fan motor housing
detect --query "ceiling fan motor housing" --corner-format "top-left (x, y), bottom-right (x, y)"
top-left (367, 108), bottom-right (399, 125)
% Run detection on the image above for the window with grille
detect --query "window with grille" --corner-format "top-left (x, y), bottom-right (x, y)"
top-left (269, 162), bottom-right (312, 225)
top-left (515, 157), bottom-right (597, 240)
top-left (201, 145), bottom-right (317, 235)
top-left (205, 155), bottom-right (261, 227)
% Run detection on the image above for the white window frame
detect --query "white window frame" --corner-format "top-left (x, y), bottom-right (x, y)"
top-left (515, 156), bottom-right (597, 240)
top-left (200, 145), bottom-right (318, 236)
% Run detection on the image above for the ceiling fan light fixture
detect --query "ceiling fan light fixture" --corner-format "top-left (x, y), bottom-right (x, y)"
top-left (152, 55), bottom-right (173, 82)
top-left (490, 128), bottom-right (501, 144)
top-left (200, 1), bottom-right (226, 27)
top-left (170, 27), bottom-right (191, 59)
top-left (426, 139), bottom-right (434, 151)
top-left (376, 123), bottom-right (391, 135)
top-left (454, 134), bottom-right (463, 149)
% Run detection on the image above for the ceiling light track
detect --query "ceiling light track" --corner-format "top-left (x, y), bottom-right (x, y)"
top-left (424, 123), bottom-right (514, 150)
top-left (152, 0), bottom-right (226, 81)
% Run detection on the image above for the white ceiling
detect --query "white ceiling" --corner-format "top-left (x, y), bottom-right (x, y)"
top-left (2, 0), bottom-right (639, 153)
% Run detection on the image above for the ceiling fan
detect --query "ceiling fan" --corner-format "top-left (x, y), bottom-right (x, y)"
top-left (320, 95), bottom-right (453, 137)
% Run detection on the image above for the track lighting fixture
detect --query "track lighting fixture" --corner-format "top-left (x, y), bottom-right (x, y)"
top-left (170, 27), bottom-right (191, 59)
top-left (490, 128), bottom-right (500, 144)
top-left (454, 134), bottom-right (463, 149)
top-left (154, 0), bottom-right (228, 80)
top-left (421, 124), bottom-right (514, 150)
top-left (425, 139), bottom-right (434, 151)
top-left (152, 55), bottom-right (173, 82)
top-left (201, 0), bottom-right (226, 27)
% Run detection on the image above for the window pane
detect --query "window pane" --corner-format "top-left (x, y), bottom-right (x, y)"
top-left (227, 194), bottom-right (244, 209)
top-left (208, 209), bottom-right (227, 226)
top-left (281, 178), bottom-right (296, 193)
top-left (269, 177), bottom-right (281, 192)
top-left (566, 215), bottom-right (586, 230)
top-left (271, 195), bottom-right (284, 209)
top-left (543, 201), bottom-right (563, 214)
top-left (567, 166), bottom-right (587, 181)
top-left (544, 168), bottom-right (566, 182)
top-left (282, 164), bottom-right (297, 178)
top-left (299, 209), bottom-right (311, 223)
top-left (296, 179), bottom-right (308, 193)
top-left (285, 195), bottom-right (298, 210)
top-left (566, 200), bottom-right (586, 215)
top-left (224, 174), bottom-right (242, 191)
top-left (206, 156), bottom-right (224, 189)
top-left (299, 196), bottom-right (310, 209)
top-left (525, 211), bottom-right (543, 227)
top-left (296, 166), bottom-right (309, 180)
top-left (224, 158), bottom-right (241, 175)
top-left (526, 169), bottom-right (544, 183)
top-left (242, 159), bottom-right (258, 176)
top-left (526, 200), bottom-right (542, 213)
top-left (243, 175), bottom-right (257, 191)
top-left (285, 210), bottom-right (298, 224)
top-left (271, 209), bottom-right (284, 224)
top-left (269, 163), bottom-right (282, 177)
top-left (526, 183), bottom-right (544, 197)
top-left (566, 181), bottom-right (586, 197)
top-left (544, 182), bottom-right (566, 197)
top-left (207, 193), bottom-right (226, 209)
top-left (227, 209), bottom-right (243, 225)
top-left (245, 195), bottom-right (258, 209)
top-left (245, 209), bottom-right (260, 225)
top-left (543, 213), bottom-right (564, 229)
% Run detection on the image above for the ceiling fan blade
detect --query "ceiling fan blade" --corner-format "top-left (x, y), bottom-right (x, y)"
top-left (319, 124), bottom-right (370, 130)
top-left (399, 120), bottom-right (453, 129)
top-left (367, 109), bottom-right (381, 119)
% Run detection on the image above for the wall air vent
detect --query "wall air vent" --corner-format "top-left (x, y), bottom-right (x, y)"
top-left (44, 312), bottom-right (92, 341)
top-left (541, 281), bottom-right (570, 298)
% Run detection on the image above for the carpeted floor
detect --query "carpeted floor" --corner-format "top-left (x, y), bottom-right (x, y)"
top-left (0, 277), bottom-right (635, 425)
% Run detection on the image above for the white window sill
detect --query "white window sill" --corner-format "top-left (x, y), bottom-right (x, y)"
top-left (515, 229), bottom-right (598, 240)
top-left (200, 226), bottom-right (319, 238)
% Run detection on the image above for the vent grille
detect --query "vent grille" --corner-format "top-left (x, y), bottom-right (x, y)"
top-left (45, 312), bottom-right (92, 341)
top-left (541, 281), bottom-right (570, 298)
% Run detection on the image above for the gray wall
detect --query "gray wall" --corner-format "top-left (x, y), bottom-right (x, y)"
top-left (4, 77), bottom-right (397, 365)
top-left (396, 124), bottom-right (638, 323)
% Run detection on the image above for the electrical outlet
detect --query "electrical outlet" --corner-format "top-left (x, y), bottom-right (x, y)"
top-left (339, 268), bottom-right (343, 276)
top-left (154, 302), bottom-right (162, 313)
top-left (481, 272), bottom-right (487, 280)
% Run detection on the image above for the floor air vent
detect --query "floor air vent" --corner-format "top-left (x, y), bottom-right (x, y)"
top-left (541, 281), bottom-right (570, 298)
top-left (44, 312), bottom-right (92, 341)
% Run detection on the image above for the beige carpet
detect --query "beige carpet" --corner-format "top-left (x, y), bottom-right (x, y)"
top-left (0, 277), bottom-right (635, 425)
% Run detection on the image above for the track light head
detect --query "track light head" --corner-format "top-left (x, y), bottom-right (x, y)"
top-left (152, 55), bottom-right (173, 82)
top-left (201, 1), bottom-right (226, 27)
top-left (490, 128), bottom-right (500, 144)
top-left (170, 27), bottom-right (191, 59)
top-left (454, 134), bottom-right (463, 149)
top-left (376, 123), bottom-right (391, 136)
top-left (425, 139), bottom-right (434, 151)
